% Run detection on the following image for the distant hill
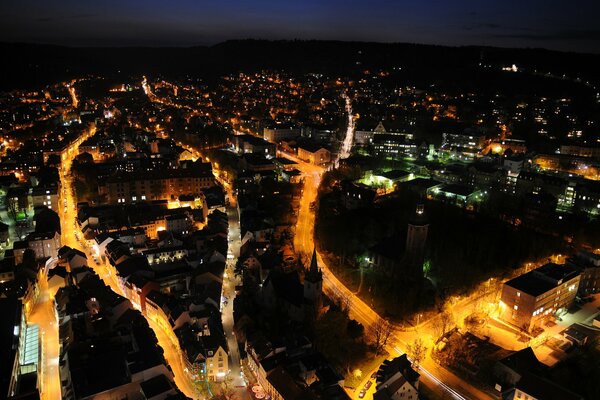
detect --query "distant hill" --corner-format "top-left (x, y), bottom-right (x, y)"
top-left (1, 39), bottom-right (599, 91)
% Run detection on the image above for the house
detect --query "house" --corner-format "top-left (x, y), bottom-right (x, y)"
top-left (374, 371), bottom-right (419, 400)
top-left (374, 354), bottom-right (420, 400)
top-left (57, 246), bottom-right (87, 270)
top-left (494, 347), bottom-right (544, 388)
top-left (375, 354), bottom-right (419, 389)
top-left (47, 266), bottom-right (69, 298)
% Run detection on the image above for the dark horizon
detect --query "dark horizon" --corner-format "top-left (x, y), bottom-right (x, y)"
top-left (1, 1), bottom-right (600, 54)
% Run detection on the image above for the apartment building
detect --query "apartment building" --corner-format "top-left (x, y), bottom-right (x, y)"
top-left (499, 263), bottom-right (580, 331)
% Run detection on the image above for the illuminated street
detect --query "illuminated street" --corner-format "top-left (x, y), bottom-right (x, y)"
top-left (27, 278), bottom-right (60, 400)
top-left (289, 150), bottom-right (492, 399)
top-left (56, 125), bottom-right (203, 400)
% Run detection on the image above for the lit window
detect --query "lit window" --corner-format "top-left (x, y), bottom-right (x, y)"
top-left (514, 305), bottom-right (518, 310)
top-left (516, 292), bottom-right (521, 297)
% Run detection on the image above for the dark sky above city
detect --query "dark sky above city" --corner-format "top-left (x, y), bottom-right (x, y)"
top-left (1, 0), bottom-right (600, 53)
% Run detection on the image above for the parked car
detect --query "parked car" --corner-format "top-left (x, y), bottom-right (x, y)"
top-left (358, 389), bottom-right (366, 399)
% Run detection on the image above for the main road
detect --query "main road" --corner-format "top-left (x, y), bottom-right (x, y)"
top-left (56, 124), bottom-right (204, 399)
top-left (287, 148), bottom-right (493, 399)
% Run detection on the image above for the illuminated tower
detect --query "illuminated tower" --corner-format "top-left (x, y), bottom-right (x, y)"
top-left (404, 203), bottom-right (428, 281)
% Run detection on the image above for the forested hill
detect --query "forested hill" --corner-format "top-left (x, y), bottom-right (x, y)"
top-left (1, 39), bottom-right (599, 90)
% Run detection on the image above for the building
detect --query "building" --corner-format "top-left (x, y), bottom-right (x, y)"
top-left (232, 134), bottom-right (276, 158)
top-left (560, 144), bottom-right (600, 160)
top-left (297, 144), bottom-right (331, 165)
top-left (441, 131), bottom-right (487, 160)
top-left (427, 183), bottom-right (484, 210)
top-left (510, 372), bottom-right (583, 400)
top-left (404, 204), bottom-right (428, 282)
top-left (568, 251), bottom-right (600, 296)
top-left (26, 231), bottom-right (61, 260)
top-left (374, 354), bottom-right (419, 400)
top-left (499, 263), bottom-right (580, 331)
top-left (0, 298), bottom-right (41, 400)
top-left (31, 185), bottom-right (60, 212)
top-left (368, 205), bottom-right (428, 282)
top-left (262, 248), bottom-right (323, 322)
top-left (99, 162), bottom-right (215, 204)
top-left (372, 133), bottom-right (417, 159)
top-left (340, 180), bottom-right (376, 210)
top-left (263, 126), bottom-right (301, 143)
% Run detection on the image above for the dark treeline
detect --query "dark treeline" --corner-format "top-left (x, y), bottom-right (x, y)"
top-left (2, 40), bottom-right (600, 91)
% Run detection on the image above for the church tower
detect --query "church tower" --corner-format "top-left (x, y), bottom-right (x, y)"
top-left (404, 203), bottom-right (429, 281)
top-left (304, 247), bottom-right (323, 309)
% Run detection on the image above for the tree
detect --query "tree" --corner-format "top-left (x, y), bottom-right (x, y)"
top-left (371, 318), bottom-right (393, 355)
top-left (432, 310), bottom-right (455, 341)
top-left (347, 319), bottom-right (364, 339)
top-left (407, 338), bottom-right (427, 368)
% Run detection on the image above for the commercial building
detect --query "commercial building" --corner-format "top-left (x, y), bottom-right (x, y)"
top-left (499, 263), bottom-right (580, 331)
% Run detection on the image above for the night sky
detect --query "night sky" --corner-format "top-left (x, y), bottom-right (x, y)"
top-left (1, 0), bottom-right (599, 53)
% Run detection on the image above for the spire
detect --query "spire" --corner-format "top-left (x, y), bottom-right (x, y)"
top-left (306, 247), bottom-right (322, 283)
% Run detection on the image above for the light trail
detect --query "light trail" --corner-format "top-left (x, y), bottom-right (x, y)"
top-left (337, 93), bottom-right (355, 165)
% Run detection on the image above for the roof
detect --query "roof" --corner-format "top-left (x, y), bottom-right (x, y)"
top-left (379, 170), bottom-right (410, 181)
top-left (439, 184), bottom-right (474, 197)
top-left (504, 264), bottom-right (580, 297)
top-left (237, 134), bottom-right (274, 147)
top-left (498, 347), bottom-right (542, 376)
top-left (140, 374), bottom-right (174, 398)
top-left (374, 373), bottom-right (410, 400)
top-left (376, 354), bottom-right (419, 386)
top-left (264, 269), bottom-right (304, 307)
top-left (516, 372), bottom-right (583, 400)
top-left (299, 143), bottom-right (329, 153)
top-left (267, 365), bottom-right (318, 400)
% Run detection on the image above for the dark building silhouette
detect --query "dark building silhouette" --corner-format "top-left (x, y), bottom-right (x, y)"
top-left (304, 248), bottom-right (323, 312)
top-left (403, 203), bottom-right (428, 282)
